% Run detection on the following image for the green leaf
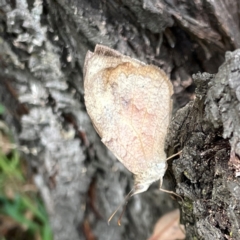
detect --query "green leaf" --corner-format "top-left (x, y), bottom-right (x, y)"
top-left (0, 104), bottom-right (5, 114)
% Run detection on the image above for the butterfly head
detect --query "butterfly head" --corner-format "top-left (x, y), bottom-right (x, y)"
top-left (132, 161), bottom-right (168, 196)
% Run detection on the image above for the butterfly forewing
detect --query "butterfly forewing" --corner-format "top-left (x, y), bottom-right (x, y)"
top-left (84, 45), bottom-right (173, 176)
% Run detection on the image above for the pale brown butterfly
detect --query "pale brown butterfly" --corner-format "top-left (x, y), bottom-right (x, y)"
top-left (84, 44), bottom-right (180, 225)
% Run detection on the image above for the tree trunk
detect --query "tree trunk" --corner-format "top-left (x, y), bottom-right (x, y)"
top-left (0, 0), bottom-right (239, 239)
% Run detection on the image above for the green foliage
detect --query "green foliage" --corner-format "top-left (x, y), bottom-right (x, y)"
top-left (0, 104), bottom-right (5, 115)
top-left (0, 139), bottom-right (52, 239)
top-left (0, 194), bottom-right (52, 240)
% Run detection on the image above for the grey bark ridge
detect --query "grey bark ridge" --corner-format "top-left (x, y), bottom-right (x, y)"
top-left (166, 50), bottom-right (240, 239)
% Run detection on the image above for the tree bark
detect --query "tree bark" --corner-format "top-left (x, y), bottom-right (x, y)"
top-left (0, 0), bottom-right (239, 239)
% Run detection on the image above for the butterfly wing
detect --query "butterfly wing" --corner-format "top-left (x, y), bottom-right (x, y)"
top-left (84, 45), bottom-right (173, 175)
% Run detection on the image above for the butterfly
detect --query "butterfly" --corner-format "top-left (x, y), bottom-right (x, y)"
top-left (84, 44), bottom-right (177, 224)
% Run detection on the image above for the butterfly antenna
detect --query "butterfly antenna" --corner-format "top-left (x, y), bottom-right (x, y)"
top-left (108, 189), bottom-right (134, 225)
top-left (117, 199), bottom-right (128, 226)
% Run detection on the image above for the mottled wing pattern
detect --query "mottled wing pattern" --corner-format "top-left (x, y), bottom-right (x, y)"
top-left (84, 45), bottom-right (173, 175)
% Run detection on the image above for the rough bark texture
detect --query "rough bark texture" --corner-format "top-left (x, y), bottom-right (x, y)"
top-left (166, 61), bottom-right (240, 239)
top-left (0, 0), bottom-right (240, 240)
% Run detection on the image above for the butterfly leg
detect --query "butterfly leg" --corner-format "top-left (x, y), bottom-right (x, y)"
top-left (159, 178), bottom-right (183, 200)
